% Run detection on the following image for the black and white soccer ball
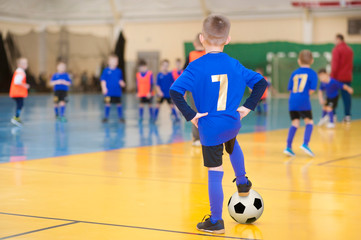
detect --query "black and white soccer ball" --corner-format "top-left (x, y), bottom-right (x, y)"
top-left (227, 189), bottom-right (264, 224)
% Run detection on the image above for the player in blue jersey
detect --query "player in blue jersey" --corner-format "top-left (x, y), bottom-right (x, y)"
top-left (154, 59), bottom-right (179, 122)
top-left (170, 14), bottom-right (267, 234)
top-left (50, 61), bottom-right (72, 122)
top-left (317, 68), bottom-right (353, 128)
top-left (100, 54), bottom-right (126, 123)
top-left (284, 50), bottom-right (318, 157)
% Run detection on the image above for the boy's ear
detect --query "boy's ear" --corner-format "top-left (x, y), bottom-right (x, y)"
top-left (225, 36), bottom-right (231, 45)
top-left (310, 59), bottom-right (314, 65)
top-left (199, 33), bottom-right (204, 45)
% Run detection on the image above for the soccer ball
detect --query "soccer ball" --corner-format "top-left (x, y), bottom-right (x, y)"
top-left (227, 189), bottom-right (264, 224)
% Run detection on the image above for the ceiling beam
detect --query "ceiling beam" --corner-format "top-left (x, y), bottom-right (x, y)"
top-left (199, 0), bottom-right (211, 18)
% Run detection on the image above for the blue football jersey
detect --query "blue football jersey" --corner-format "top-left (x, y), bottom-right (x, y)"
top-left (157, 72), bottom-right (174, 98)
top-left (51, 73), bottom-right (72, 91)
top-left (101, 67), bottom-right (123, 97)
top-left (320, 78), bottom-right (344, 99)
top-left (170, 52), bottom-right (263, 146)
top-left (288, 67), bottom-right (318, 111)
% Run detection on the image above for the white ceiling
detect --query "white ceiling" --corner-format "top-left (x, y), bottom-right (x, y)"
top-left (0, 0), bottom-right (360, 24)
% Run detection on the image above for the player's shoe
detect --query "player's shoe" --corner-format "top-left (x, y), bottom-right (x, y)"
top-left (318, 115), bottom-right (329, 126)
top-left (196, 215), bottom-right (225, 234)
top-left (102, 118), bottom-right (109, 123)
top-left (343, 116), bottom-right (351, 124)
top-left (11, 117), bottom-right (23, 127)
top-left (326, 122), bottom-right (335, 128)
top-left (60, 117), bottom-right (67, 123)
top-left (119, 118), bottom-right (125, 124)
top-left (233, 177), bottom-right (252, 196)
top-left (192, 140), bottom-right (201, 147)
top-left (300, 144), bottom-right (315, 157)
top-left (283, 147), bottom-right (295, 157)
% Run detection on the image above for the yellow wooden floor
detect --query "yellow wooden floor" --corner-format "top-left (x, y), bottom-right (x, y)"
top-left (1, 121), bottom-right (360, 240)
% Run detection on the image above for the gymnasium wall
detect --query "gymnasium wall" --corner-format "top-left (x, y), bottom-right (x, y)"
top-left (0, 14), bottom-right (360, 92)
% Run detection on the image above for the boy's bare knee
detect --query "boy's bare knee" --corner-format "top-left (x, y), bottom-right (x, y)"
top-left (208, 165), bottom-right (223, 171)
top-left (291, 119), bottom-right (300, 128)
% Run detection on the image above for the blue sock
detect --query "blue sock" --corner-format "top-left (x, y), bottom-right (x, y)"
top-left (60, 106), bottom-right (66, 117)
top-left (230, 140), bottom-right (247, 185)
top-left (117, 105), bottom-right (123, 118)
top-left (139, 107), bottom-right (144, 119)
top-left (256, 104), bottom-right (261, 113)
top-left (171, 108), bottom-right (178, 118)
top-left (154, 108), bottom-right (159, 119)
top-left (328, 111), bottom-right (334, 123)
top-left (104, 105), bottom-right (110, 119)
top-left (54, 107), bottom-right (59, 117)
top-left (208, 170), bottom-right (224, 223)
top-left (15, 109), bottom-right (21, 118)
top-left (263, 103), bottom-right (268, 113)
top-left (149, 107), bottom-right (154, 119)
top-left (287, 126), bottom-right (297, 149)
top-left (304, 124), bottom-right (313, 146)
top-left (322, 110), bottom-right (327, 117)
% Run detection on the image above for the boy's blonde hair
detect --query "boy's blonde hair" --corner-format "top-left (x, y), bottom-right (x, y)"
top-left (298, 50), bottom-right (313, 65)
top-left (202, 14), bottom-right (230, 46)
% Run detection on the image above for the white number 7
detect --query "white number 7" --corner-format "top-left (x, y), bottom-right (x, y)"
top-left (212, 74), bottom-right (228, 111)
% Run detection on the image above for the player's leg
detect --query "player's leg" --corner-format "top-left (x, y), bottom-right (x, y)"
top-left (54, 92), bottom-right (59, 118)
top-left (300, 112), bottom-right (315, 157)
top-left (341, 83), bottom-right (351, 123)
top-left (326, 96), bottom-right (338, 128)
top-left (284, 112), bottom-right (299, 156)
top-left (103, 96), bottom-right (111, 123)
top-left (263, 100), bottom-right (268, 113)
top-left (115, 97), bottom-right (124, 123)
top-left (139, 98), bottom-right (145, 121)
top-left (197, 144), bottom-right (225, 234)
top-left (169, 101), bottom-right (179, 121)
top-left (59, 101), bottom-right (67, 122)
top-left (148, 98), bottom-right (154, 121)
top-left (256, 101), bottom-right (262, 114)
top-left (154, 98), bottom-right (162, 121)
top-left (11, 98), bottom-right (24, 127)
top-left (318, 105), bottom-right (329, 126)
top-left (226, 138), bottom-right (252, 196)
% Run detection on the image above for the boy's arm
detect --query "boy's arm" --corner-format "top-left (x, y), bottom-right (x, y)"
top-left (156, 85), bottom-right (163, 97)
top-left (100, 80), bottom-right (107, 95)
top-left (343, 84), bottom-right (354, 94)
top-left (238, 78), bottom-right (268, 119)
top-left (318, 90), bottom-right (325, 105)
top-left (119, 80), bottom-right (126, 87)
top-left (14, 73), bottom-right (29, 89)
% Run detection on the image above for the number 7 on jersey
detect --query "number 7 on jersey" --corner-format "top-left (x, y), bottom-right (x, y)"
top-left (212, 74), bottom-right (228, 111)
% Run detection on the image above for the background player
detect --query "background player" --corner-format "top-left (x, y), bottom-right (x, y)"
top-left (183, 33), bottom-right (206, 146)
top-left (100, 54), bottom-right (126, 123)
top-left (170, 14), bottom-right (267, 234)
top-left (318, 68), bottom-right (354, 128)
top-left (172, 58), bottom-right (183, 81)
top-left (9, 57), bottom-right (29, 127)
top-left (284, 50), bottom-right (317, 157)
top-left (136, 59), bottom-right (154, 122)
top-left (50, 61), bottom-right (72, 122)
top-left (254, 68), bottom-right (269, 114)
top-left (154, 59), bottom-right (179, 122)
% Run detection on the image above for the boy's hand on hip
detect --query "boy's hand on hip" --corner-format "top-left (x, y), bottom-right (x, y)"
top-left (191, 112), bottom-right (208, 128)
top-left (237, 106), bottom-right (251, 120)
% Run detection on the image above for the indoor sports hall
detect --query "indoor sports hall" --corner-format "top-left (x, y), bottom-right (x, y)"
top-left (0, 1), bottom-right (360, 239)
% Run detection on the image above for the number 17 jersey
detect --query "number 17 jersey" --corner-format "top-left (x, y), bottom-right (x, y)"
top-left (287, 67), bottom-right (318, 111)
top-left (170, 52), bottom-right (263, 146)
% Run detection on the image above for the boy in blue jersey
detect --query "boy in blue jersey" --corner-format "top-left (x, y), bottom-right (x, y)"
top-left (50, 61), bottom-right (72, 122)
top-left (170, 14), bottom-right (267, 234)
top-left (318, 68), bottom-right (353, 128)
top-left (284, 50), bottom-right (318, 157)
top-left (154, 59), bottom-right (179, 122)
top-left (100, 54), bottom-right (126, 123)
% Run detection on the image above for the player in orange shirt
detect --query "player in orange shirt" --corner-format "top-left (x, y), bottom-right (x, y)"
top-left (9, 57), bottom-right (30, 127)
top-left (136, 59), bottom-right (154, 122)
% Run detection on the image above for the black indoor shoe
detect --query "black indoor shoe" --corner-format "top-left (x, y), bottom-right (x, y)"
top-left (196, 215), bottom-right (225, 234)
